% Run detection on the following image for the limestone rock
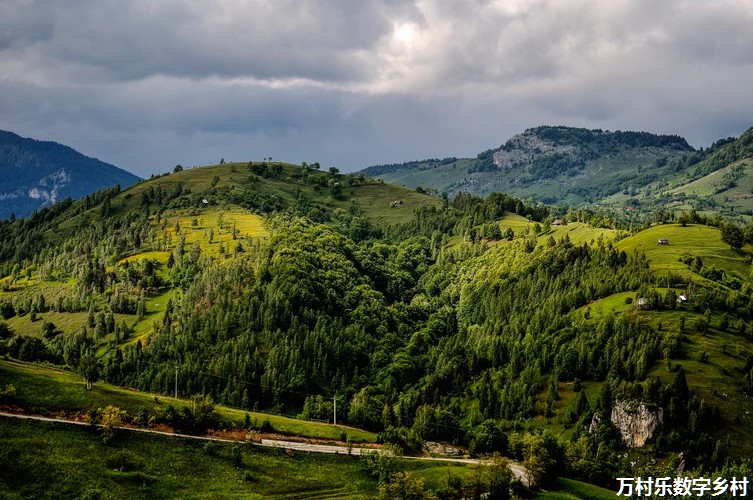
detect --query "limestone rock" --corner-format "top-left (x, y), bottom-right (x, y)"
top-left (588, 412), bottom-right (602, 434)
top-left (610, 400), bottom-right (663, 447)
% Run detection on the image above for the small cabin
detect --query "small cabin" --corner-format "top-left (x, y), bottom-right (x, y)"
top-left (657, 239), bottom-right (669, 246)
top-left (201, 199), bottom-right (209, 205)
top-left (552, 219), bottom-right (564, 226)
top-left (390, 200), bottom-right (404, 208)
top-left (677, 294), bottom-right (688, 303)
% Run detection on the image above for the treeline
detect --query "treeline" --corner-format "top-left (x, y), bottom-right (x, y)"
top-left (523, 126), bottom-right (693, 152)
top-left (361, 157), bottom-right (458, 177)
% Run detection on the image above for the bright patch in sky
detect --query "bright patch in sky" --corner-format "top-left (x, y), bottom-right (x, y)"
top-left (393, 22), bottom-right (416, 44)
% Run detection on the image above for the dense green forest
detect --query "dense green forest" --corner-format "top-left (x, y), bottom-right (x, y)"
top-left (2, 161), bottom-right (753, 495)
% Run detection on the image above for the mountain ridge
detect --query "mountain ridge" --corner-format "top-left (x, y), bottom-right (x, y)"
top-left (362, 125), bottom-right (700, 205)
top-left (0, 130), bottom-right (140, 219)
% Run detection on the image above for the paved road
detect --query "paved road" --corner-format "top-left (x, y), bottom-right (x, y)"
top-left (0, 411), bottom-right (527, 483)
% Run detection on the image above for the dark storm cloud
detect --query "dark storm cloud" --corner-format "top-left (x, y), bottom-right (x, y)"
top-left (1, 0), bottom-right (752, 176)
top-left (2, 0), bottom-right (417, 83)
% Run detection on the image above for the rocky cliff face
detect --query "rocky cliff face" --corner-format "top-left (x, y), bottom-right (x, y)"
top-left (492, 130), bottom-right (585, 171)
top-left (609, 400), bottom-right (663, 447)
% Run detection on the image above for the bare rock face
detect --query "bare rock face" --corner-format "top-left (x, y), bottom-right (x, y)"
top-left (424, 441), bottom-right (462, 456)
top-left (588, 412), bottom-right (602, 434)
top-left (610, 400), bottom-right (663, 447)
top-left (492, 131), bottom-right (582, 171)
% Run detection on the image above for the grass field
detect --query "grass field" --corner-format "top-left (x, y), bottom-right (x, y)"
top-left (0, 359), bottom-right (377, 443)
top-left (545, 222), bottom-right (618, 246)
top-left (0, 417), bottom-right (379, 499)
top-left (579, 291), bottom-right (635, 317)
top-left (347, 182), bottom-right (442, 225)
top-left (615, 223), bottom-right (751, 279)
top-left (160, 208), bottom-right (269, 259)
top-left (497, 215), bottom-right (619, 247)
top-left (0, 417), bottom-right (477, 499)
top-left (669, 159), bottom-right (753, 214)
top-left (536, 477), bottom-right (615, 500)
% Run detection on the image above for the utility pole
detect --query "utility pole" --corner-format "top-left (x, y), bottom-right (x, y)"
top-left (333, 394), bottom-right (337, 426)
top-left (174, 366), bottom-right (178, 399)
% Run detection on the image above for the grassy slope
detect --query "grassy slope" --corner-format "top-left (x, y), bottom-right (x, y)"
top-left (0, 359), bottom-right (377, 443)
top-left (601, 128), bottom-right (753, 216)
top-left (497, 215), bottom-right (619, 246)
top-left (115, 162), bottom-right (442, 225)
top-left (0, 417), bottom-right (378, 500)
top-left (575, 300), bottom-right (753, 457)
top-left (611, 223), bottom-right (753, 456)
top-left (614, 223), bottom-right (751, 279)
top-left (0, 417), bottom-right (473, 499)
top-left (518, 222), bottom-right (753, 456)
top-left (536, 478), bottom-right (615, 500)
top-left (670, 158), bottom-right (753, 213)
top-left (19, 161), bottom-right (439, 255)
top-left (370, 159), bottom-right (474, 194)
top-left (373, 147), bottom-right (684, 205)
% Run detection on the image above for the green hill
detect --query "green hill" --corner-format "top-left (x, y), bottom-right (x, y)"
top-left (364, 126), bottom-right (694, 205)
top-left (364, 125), bottom-right (753, 220)
top-left (600, 127), bottom-right (753, 218)
top-left (113, 162), bottom-right (441, 225)
top-left (614, 223), bottom-right (750, 280)
top-left (0, 160), bottom-right (442, 356)
top-left (3, 163), bottom-right (753, 495)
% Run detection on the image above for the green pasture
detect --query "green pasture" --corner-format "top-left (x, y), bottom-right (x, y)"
top-left (0, 417), bottom-right (377, 499)
top-left (615, 223), bottom-right (751, 279)
top-left (536, 477), bottom-right (616, 500)
top-left (0, 359), bottom-right (377, 443)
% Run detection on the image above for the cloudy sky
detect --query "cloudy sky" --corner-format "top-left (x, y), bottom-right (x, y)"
top-left (1, 0), bottom-right (752, 177)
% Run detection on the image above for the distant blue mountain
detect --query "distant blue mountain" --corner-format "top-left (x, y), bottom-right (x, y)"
top-left (0, 130), bottom-right (140, 219)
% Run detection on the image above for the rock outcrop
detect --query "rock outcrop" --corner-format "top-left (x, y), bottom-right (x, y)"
top-left (610, 400), bottom-right (663, 447)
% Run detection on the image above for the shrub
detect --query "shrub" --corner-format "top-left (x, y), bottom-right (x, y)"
top-left (99, 406), bottom-right (126, 444)
top-left (0, 384), bottom-right (16, 401)
top-left (0, 321), bottom-right (11, 339)
top-left (378, 426), bottom-right (423, 454)
top-left (259, 418), bottom-right (274, 433)
top-left (107, 450), bottom-right (139, 472)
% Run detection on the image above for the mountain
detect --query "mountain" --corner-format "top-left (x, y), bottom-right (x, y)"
top-left (3, 160), bottom-right (753, 495)
top-left (603, 126), bottom-right (753, 216)
top-left (0, 130), bottom-right (140, 219)
top-left (363, 125), bottom-right (695, 205)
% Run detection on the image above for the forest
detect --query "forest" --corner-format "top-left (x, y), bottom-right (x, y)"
top-left (2, 162), bottom-right (753, 494)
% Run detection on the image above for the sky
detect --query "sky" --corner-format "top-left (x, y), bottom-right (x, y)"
top-left (1, 0), bottom-right (753, 178)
